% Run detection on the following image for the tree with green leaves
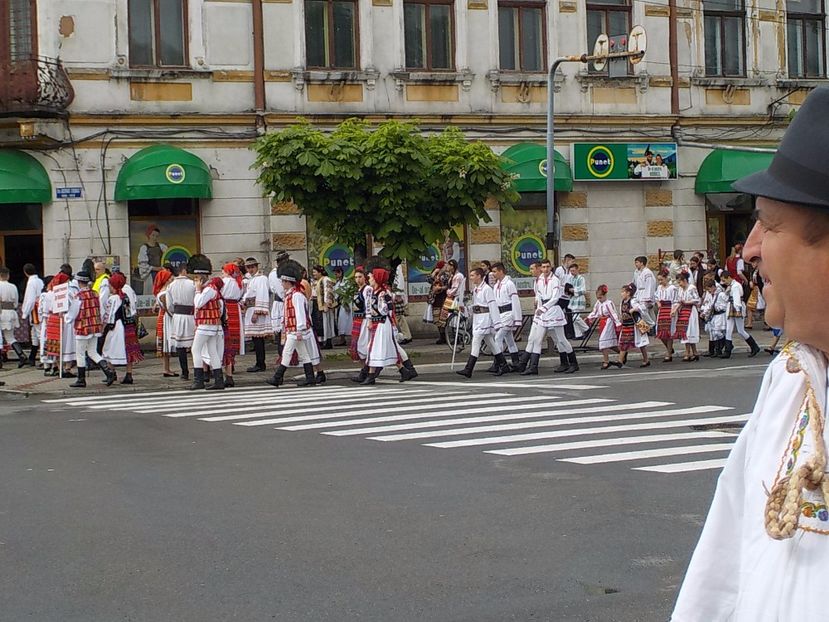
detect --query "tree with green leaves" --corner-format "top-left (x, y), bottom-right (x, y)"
top-left (252, 119), bottom-right (519, 268)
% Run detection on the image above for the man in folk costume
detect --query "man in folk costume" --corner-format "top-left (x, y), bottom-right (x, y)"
top-left (243, 257), bottom-right (271, 372)
top-left (456, 267), bottom-right (510, 378)
top-left (102, 271), bottom-right (144, 385)
top-left (69, 270), bottom-right (116, 388)
top-left (350, 267), bottom-right (376, 384)
top-left (220, 262), bottom-right (245, 388)
top-left (189, 275), bottom-right (226, 391)
top-left (515, 261), bottom-right (542, 373)
top-left (520, 259), bottom-right (578, 376)
top-left (554, 253), bottom-right (575, 338)
top-left (671, 87), bottom-right (829, 621)
top-left (167, 261), bottom-right (197, 380)
top-left (266, 260), bottom-right (320, 388)
top-left (633, 255), bottom-right (657, 330)
top-left (720, 270), bottom-right (761, 358)
top-left (153, 268), bottom-right (177, 377)
top-left (20, 263), bottom-right (43, 367)
top-left (489, 262), bottom-right (522, 372)
top-left (0, 266), bottom-right (26, 368)
top-left (700, 275), bottom-right (728, 359)
top-left (268, 250), bottom-right (290, 362)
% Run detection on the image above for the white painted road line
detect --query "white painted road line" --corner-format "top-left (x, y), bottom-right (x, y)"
top-left (633, 458), bottom-right (730, 473)
top-left (42, 383), bottom-right (339, 404)
top-left (560, 443), bottom-right (735, 465)
top-left (376, 380), bottom-right (608, 390)
top-left (484, 431), bottom-right (739, 456)
top-left (286, 398), bottom-right (611, 432)
top-left (422, 414), bottom-right (750, 448)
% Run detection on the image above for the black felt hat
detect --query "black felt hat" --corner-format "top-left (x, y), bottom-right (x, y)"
top-left (187, 254), bottom-right (213, 275)
top-left (75, 270), bottom-right (92, 283)
top-left (733, 87), bottom-right (829, 208)
top-left (277, 259), bottom-right (303, 283)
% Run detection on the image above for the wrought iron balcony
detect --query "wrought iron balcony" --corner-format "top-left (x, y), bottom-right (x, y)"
top-left (0, 56), bottom-right (75, 117)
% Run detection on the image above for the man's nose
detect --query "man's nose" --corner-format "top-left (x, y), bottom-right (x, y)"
top-left (743, 221), bottom-right (763, 263)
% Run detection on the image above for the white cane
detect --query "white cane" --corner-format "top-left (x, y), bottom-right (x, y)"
top-left (450, 307), bottom-right (461, 371)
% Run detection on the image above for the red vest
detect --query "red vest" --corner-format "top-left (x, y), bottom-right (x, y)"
top-left (74, 289), bottom-right (102, 336)
top-left (195, 289), bottom-right (222, 326)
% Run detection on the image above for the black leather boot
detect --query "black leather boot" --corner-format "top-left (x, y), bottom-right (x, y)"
top-left (352, 366), bottom-right (369, 383)
top-left (509, 352), bottom-right (521, 372)
top-left (714, 339), bottom-right (725, 357)
top-left (296, 363), bottom-right (316, 387)
top-left (266, 365), bottom-right (287, 387)
top-left (493, 353), bottom-right (509, 377)
top-left (100, 361), bottom-right (117, 386)
top-left (188, 368), bottom-right (205, 390)
top-left (28, 346), bottom-right (37, 367)
top-left (206, 369), bottom-right (225, 390)
top-left (720, 340), bottom-right (734, 359)
top-left (485, 358), bottom-right (500, 373)
top-left (120, 373), bottom-right (133, 385)
top-left (12, 342), bottom-right (28, 368)
top-left (316, 370), bottom-right (327, 384)
top-left (521, 353), bottom-right (540, 375)
top-left (746, 336), bottom-right (761, 357)
top-left (177, 348), bottom-right (189, 380)
top-left (70, 367), bottom-right (87, 388)
top-left (515, 351), bottom-right (530, 373)
top-left (247, 338), bottom-right (266, 372)
top-left (456, 355), bottom-right (477, 378)
top-left (553, 352), bottom-right (569, 373)
top-left (702, 340), bottom-right (716, 357)
top-left (361, 370), bottom-right (379, 385)
top-left (399, 359), bottom-right (418, 382)
top-left (564, 351), bottom-right (580, 374)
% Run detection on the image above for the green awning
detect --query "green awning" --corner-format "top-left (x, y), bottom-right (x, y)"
top-left (115, 144), bottom-right (213, 201)
top-left (501, 143), bottom-right (573, 192)
top-left (0, 150), bottom-right (51, 204)
top-left (695, 148), bottom-right (775, 194)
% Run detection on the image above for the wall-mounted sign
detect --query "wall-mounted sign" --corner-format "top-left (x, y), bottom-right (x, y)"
top-left (56, 186), bottom-right (83, 199)
top-left (572, 143), bottom-right (677, 181)
top-left (165, 164), bottom-right (186, 184)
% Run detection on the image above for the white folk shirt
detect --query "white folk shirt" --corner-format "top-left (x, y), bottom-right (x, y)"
top-left (494, 276), bottom-right (522, 327)
top-left (533, 274), bottom-right (566, 328)
top-left (471, 281), bottom-right (502, 335)
top-left (656, 283), bottom-right (678, 305)
top-left (554, 266), bottom-right (572, 303)
top-left (285, 288), bottom-right (312, 338)
top-left (633, 267), bottom-right (656, 305)
top-left (22, 274), bottom-right (44, 322)
top-left (166, 276), bottom-right (196, 346)
top-left (268, 268), bottom-right (286, 332)
top-left (672, 343), bottom-right (829, 621)
top-left (0, 280), bottom-right (20, 330)
top-left (243, 273), bottom-right (271, 336)
top-left (701, 290), bottom-right (728, 334)
top-left (727, 280), bottom-right (745, 317)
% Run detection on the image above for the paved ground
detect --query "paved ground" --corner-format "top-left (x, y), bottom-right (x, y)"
top-left (0, 340), bottom-right (771, 621)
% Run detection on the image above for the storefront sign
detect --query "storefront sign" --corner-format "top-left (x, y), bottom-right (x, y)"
top-left (306, 219), bottom-right (356, 278)
top-left (128, 218), bottom-right (198, 304)
top-left (572, 143), bottom-right (678, 181)
top-left (500, 209), bottom-right (547, 290)
top-left (165, 164), bottom-right (186, 184)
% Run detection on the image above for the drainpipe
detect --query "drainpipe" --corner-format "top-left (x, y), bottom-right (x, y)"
top-left (252, 0), bottom-right (266, 115)
top-left (668, 0), bottom-right (679, 116)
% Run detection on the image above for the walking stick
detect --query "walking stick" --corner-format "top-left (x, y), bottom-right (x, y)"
top-left (450, 309), bottom-right (461, 371)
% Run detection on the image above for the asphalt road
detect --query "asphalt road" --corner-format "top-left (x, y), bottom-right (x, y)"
top-left (0, 357), bottom-right (767, 622)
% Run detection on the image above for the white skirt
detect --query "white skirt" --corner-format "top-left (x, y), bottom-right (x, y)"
top-left (682, 307), bottom-right (701, 344)
top-left (368, 320), bottom-right (399, 367)
top-left (357, 318), bottom-right (372, 360)
top-left (337, 306), bottom-right (352, 336)
top-left (598, 318), bottom-right (619, 350)
top-left (102, 322), bottom-right (127, 366)
top-left (245, 306), bottom-right (272, 338)
top-left (169, 314), bottom-right (195, 349)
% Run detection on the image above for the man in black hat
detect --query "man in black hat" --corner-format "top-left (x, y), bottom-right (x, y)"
top-left (243, 256), bottom-right (271, 372)
top-left (672, 87), bottom-right (829, 620)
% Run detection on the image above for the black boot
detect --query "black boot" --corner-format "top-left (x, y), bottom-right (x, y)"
top-left (351, 366), bottom-right (369, 383)
top-left (322, 339), bottom-right (333, 350)
top-left (521, 353), bottom-right (540, 375)
top-left (100, 361), bottom-right (117, 387)
top-left (361, 370), bottom-right (379, 385)
top-left (564, 351), bottom-right (579, 374)
top-left (746, 336), bottom-right (761, 357)
top-left (435, 328), bottom-right (447, 345)
top-left (177, 348), bottom-right (189, 380)
top-left (553, 352), bottom-right (569, 373)
top-left (28, 346), bottom-right (37, 367)
top-left (456, 355), bottom-right (478, 378)
top-left (224, 376), bottom-right (235, 388)
top-left (714, 339), bottom-right (725, 357)
top-left (493, 353), bottom-right (509, 377)
top-left (485, 359), bottom-right (500, 373)
top-left (188, 368), bottom-right (205, 390)
top-left (266, 365), bottom-right (287, 387)
top-left (12, 342), bottom-right (28, 368)
top-left (720, 340), bottom-right (734, 359)
top-left (206, 369), bottom-right (225, 390)
top-left (515, 351), bottom-right (530, 373)
top-left (702, 339), bottom-right (716, 358)
top-left (296, 363), bottom-right (316, 387)
top-left (120, 373), bottom-right (133, 385)
top-left (509, 352), bottom-right (521, 372)
top-left (70, 367), bottom-right (87, 388)
top-left (399, 359), bottom-right (418, 382)
top-left (316, 370), bottom-right (327, 384)
top-left (202, 367), bottom-right (213, 389)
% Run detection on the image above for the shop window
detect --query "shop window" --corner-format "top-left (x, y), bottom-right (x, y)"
top-left (704, 0), bottom-right (746, 77)
top-left (498, 1), bottom-right (546, 72)
top-left (586, 0), bottom-right (631, 74)
top-left (128, 0), bottom-right (188, 68)
top-left (404, 0), bottom-right (455, 70)
top-left (787, 0), bottom-right (826, 78)
top-left (305, 0), bottom-right (358, 69)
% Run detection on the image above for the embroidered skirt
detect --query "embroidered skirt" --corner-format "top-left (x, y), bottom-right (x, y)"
top-left (124, 320), bottom-right (144, 365)
top-left (223, 300), bottom-right (242, 366)
top-left (619, 323), bottom-right (636, 352)
top-left (350, 314), bottom-right (365, 361)
top-left (656, 301), bottom-right (675, 341)
top-left (673, 304), bottom-right (693, 341)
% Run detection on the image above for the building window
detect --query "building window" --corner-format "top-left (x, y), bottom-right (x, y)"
top-left (704, 0), bottom-right (746, 77)
top-left (305, 0), bottom-right (358, 69)
top-left (498, 2), bottom-right (546, 72)
top-left (404, 0), bottom-right (455, 70)
top-left (586, 0), bottom-right (631, 74)
top-left (787, 0), bottom-right (825, 78)
top-left (7, 0), bottom-right (36, 61)
top-left (128, 0), bottom-right (187, 67)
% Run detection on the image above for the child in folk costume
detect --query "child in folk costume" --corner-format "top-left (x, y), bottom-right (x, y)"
top-left (167, 263), bottom-right (197, 380)
top-left (268, 251), bottom-right (290, 362)
top-left (655, 269), bottom-right (679, 362)
top-left (700, 276), bottom-right (728, 358)
top-left (350, 268), bottom-right (375, 383)
top-left (243, 257), bottom-right (271, 372)
top-left (69, 271), bottom-right (116, 388)
top-left (362, 268), bottom-right (418, 385)
top-left (490, 262), bottom-right (522, 372)
top-left (617, 283), bottom-right (651, 368)
top-left (189, 276), bottom-right (226, 391)
top-left (671, 271), bottom-right (701, 362)
top-left (266, 260), bottom-right (322, 388)
top-left (42, 272), bottom-right (76, 377)
top-left (586, 284), bottom-right (623, 370)
top-left (221, 262), bottom-right (245, 388)
top-left (153, 268), bottom-right (177, 377)
top-left (102, 271), bottom-right (144, 385)
top-left (568, 263), bottom-right (590, 339)
top-left (456, 268), bottom-right (510, 378)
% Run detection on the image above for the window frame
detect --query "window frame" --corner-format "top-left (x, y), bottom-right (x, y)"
top-left (703, 0), bottom-right (747, 77)
top-left (305, 0), bottom-right (360, 70)
top-left (128, 0), bottom-right (190, 69)
top-left (787, 1), bottom-right (826, 78)
top-left (497, 0), bottom-right (547, 73)
top-left (404, 0), bottom-right (456, 72)
top-left (585, 0), bottom-right (632, 75)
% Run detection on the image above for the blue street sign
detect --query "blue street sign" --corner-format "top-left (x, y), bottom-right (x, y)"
top-left (56, 187), bottom-right (83, 199)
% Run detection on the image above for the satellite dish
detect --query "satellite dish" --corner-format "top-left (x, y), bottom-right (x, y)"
top-left (628, 25), bottom-right (647, 64)
top-left (592, 34), bottom-right (609, 72)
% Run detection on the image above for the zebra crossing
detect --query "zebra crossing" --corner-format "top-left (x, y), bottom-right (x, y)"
top-left (43, 382), bottom-right (747, 475)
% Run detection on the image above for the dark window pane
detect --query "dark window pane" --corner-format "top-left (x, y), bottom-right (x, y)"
top-left (306, 0), bottom-right (328, 67)
top-left (704, 14), bottom-right (722, 75)
top-left (498, 7), bottom-right (517, 70)
top-left (588, 0), bottom-right (628, 4)
top-left (332, 1), bottom-right (357, 68)
top-left (128, 198), bottom-right (198, 217)
top-left (788, 19), bottom-right (803, 76)
top-left (404, 3), bottom-right (426, 68)
top-left (158, 0), bottom-right (185, 65)
top-left (723, 15), bottom-right (744, 75)
top-left (128, 0), bottom-right (154, 66)
top-left (520, 7), bottom-right (543, 71)
top-left (9, 0), bottom-right (33, 60)
top-left (430, 4), bottom-right (453, 69)
top-left (607, 10), bottom-right (629, 36)
top-left (787, 0), bottom-right (822, 14)
top-left (804, 17), bottom-right (824, 76)
top-left (704, 0), bottom-right (742, 10)
top-left (586, 10), bottom-right (604, 73)
top-left (0, 204), bottom-right (41, 230)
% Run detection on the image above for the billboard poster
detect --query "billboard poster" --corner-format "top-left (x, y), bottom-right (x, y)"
top-left (407, 227), bottom-right (467, 298)
top-left (572, 143), bottom-right (678, 181)
top-left (128, 217), bottom-right (199, 308)
top-left (500, 208), bottom-right (546, 291)
top-left (306, 219), bottom-right (356, 278)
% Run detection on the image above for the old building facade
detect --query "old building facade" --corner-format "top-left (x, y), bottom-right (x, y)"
top-left (0, 0), bottom-right (820, 305)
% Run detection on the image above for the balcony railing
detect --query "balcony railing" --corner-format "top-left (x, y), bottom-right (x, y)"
top-left (0, 56), bottom-right (75, 117)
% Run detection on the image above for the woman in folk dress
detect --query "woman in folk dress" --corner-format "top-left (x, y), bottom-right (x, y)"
top-left (672, 270), bottom-right (701, 362)
top-left (586, 284), bottom-right (622, 370)
top-left (153, 268), bottom-right (176, 377)
top-left (350, 268), bottom-right (374, 383)
top-left (221, 262), bottom-right (245, 388)
top-left (617, 283), bottom-right (651, 368)
top-left (655, 268), bottom-right (679, 362)
top-left (42, 272), bottom-right (77, 377)
top-left (102, 271), bottom-right (144, 385)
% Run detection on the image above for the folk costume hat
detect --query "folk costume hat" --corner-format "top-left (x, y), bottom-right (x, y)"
top-left (245, 256), bottom-right (259, 267)
top-left (188, 254), bottom-right (213, 276)
top-left (277, 259), bottom-right (303, 284)
top-left (733, 87), bottom-right (829, 209)
top-left (75, 270), bottom-right (92, 283)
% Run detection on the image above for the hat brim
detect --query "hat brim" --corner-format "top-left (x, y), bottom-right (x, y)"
top-left (733, 169), bottom-right (829, 209)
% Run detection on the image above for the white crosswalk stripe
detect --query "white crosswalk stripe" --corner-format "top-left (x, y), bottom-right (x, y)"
top-left (49, 383), bottom-right (745, 475)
